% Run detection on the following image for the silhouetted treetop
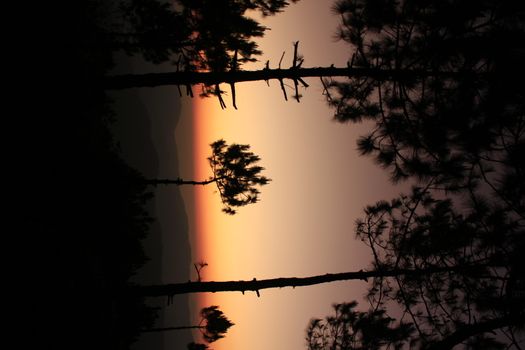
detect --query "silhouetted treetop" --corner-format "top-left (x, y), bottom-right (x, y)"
top-left (346, 181), bottom-right (524, 347)
top-left (326, 0), bottom-right (525, 191)
top-left (146, 139), bottom-right (271, 215)
top-left (116, 0), bottom-right (191, 64)
top-left (112, 0), bottom-right (300, 69)
top-left (306, 302), bottom-right (414, 350)
top-left (199, 305), bottom-right (235, 343)
top-left (176, 0), bottom-right (265, 72)
top-left (310, 2), bottom-right (525, 348)
top-left (209, 139), bottom-right (271, 214)
top-left (142, 305), bottom-right (234, 343)
top-left (307, 299), bottom-right (524, 350)
top-left (300, 183), bottom-right (523, 348)
top-left (242, 0), bottom-right (300, 16)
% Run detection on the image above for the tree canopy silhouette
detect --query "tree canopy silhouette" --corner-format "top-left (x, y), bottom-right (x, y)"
top-left (305, 0), bottom-right (525, 348)
top-left (306, 301), bottom-right (413, 350)
top-left (101, 0), bottom-right (301, 107)
top-left (110, 0), bottom-right (299, 69)
top-left (198, 305), bottom-right (235, 343)
top-left (146, 139), bottom-right (271, 215)
top-left (142, 305), bottom-right (234, 343)
top-left (326, 0), bottom-right (525, 188)
top-left (346, 187), bottom-right (524, 349)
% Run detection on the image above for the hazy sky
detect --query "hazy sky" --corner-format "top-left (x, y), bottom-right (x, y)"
top-left (174, 1), bottom-right (410, 350)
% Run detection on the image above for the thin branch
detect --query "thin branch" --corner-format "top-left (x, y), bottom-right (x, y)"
top-left (230, 83), bottom-right (237, 109)
top-left (215, 84), bottom-right (227, 109)
top-left (279, 79), bottom-right (288, 101)
top-left (278, 51), bottom-right (285, 68)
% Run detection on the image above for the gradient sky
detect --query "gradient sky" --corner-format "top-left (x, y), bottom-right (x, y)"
top-left (174, 1), bottom-right (410, 350)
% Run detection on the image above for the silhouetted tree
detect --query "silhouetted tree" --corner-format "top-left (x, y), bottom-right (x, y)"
top-left (304, 1), bottom-right (524, 348)
top-left (348, 187), bottom-right (524, 349)
top-left (306, 301), bottom-right (413, 350)
top-left (143, 305), bottom-right (234, 343)
top-left (111, 0), bottom-right (190, 64)
top-left (326, 0), bottom-right (525, 189)
top-left (199, 305), bottom-right (234, 343)
top-left (98, 0), bottom-right (302, 109)
top-left (105, 41), bottom-right (470, 108)
top-left (300, 189), bottom-right (524, 348)
top-left (107, 0), bottom-right (299, 70)
top-left (146, 139), bottom-right (271, 214)
top-left (110, 0), bottom-right (298, 64)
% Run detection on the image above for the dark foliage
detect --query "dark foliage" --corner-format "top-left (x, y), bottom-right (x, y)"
top-left (313, 0), bottom-right (525, 348)
top-left (306, 302), bottom-right (414, 350)
top-left (198, 305), bottom-right (235, 343)
top-left (105, 0), bottom-right (300, 106)
top-left (111, 0), bottom-right (299, 70)
top-left (328, 0), bottom-right (525, 189)
top-left (145, 139), bottom-right (271, 214)
top-left (354, 188), bottom-right (523, 349)
top-left (208, 139), bottom-right (271, 214)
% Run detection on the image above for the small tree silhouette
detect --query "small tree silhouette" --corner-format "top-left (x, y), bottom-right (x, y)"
top-left (142, 305), bottom-right (234, 343)
top-left (147, 139), bottom-right (271, 214)
top-left (199, 305), bottom-right (235, 343)
top-left (208, 139), bottom-right (271, 214)
top-left (306, 302), bottom-right (413, 350)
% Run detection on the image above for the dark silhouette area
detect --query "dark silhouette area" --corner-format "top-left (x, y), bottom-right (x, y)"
top-left (111, 0), bottom-right (299, 68)
top-left (11, 1), bottom-right (287, 349)
top-left (146, 139), bottom-right (271, 214)
top-left (304, 0), bottom-right (525, 348)
top-left (306, 302), bottom-right (413, 350)
top-left (108, 56), bottom-right (194, 350)
top-left (12, 0), bottom-right (523, 349)
top-left (104, 0), bottom-right (299, 108)
top-left (13, 1), bottom-right (162, 348)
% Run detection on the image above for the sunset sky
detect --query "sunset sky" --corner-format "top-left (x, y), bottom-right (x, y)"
top-left (174, 1), bottom-right (409, 350)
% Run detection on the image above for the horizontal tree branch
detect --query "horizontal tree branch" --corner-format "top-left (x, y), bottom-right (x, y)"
top-left (105, 66), bottom-right (479, 90)
top-left (131, 264), bottom-right (490, 298)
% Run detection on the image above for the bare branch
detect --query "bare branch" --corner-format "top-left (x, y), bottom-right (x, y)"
top-left (230, 83), bottom-right (237, 110)
top-left (279, 79), bottom-right (288, 101)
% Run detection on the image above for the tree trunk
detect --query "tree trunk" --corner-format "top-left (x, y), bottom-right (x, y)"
top-left (131, 265), bottom-right (487, 298)
top-left (145, 178), bottom-right (217, 186)
top-left (104, 66), bottom-right (470, 90)
top-left (142, 325), bottom-right (203, 333)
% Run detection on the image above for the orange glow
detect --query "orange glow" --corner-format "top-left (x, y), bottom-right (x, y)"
top-left (187, 83), bottom-right (382, 350)
top-left (190, 95), bottom-right (245, 350)
top-left (187, 79), bottom-right (372, 350)
top-left (191, 96), bottom-right (243, 303)
top-left (190, 92), bottom-right (284, 350)
top-left (190, 90), bottom-right (274, 285)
